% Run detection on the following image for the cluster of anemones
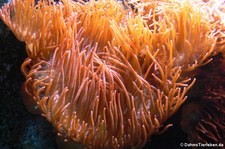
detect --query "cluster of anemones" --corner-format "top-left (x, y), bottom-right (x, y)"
top-left (0, 0), bottom-right (224, 148)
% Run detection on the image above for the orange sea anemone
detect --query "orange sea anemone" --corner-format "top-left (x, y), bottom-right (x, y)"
top-left (21, 40), bottom-right (193, 148)
top-left (1, 0), bottom-right (225, 148)
top-left (116, 0), bottom-right (220, 72)
top-left (0, 0), bottom-right (78, 59)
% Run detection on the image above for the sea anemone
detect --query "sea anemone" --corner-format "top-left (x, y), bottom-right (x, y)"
top-left (1, 0), bottom-right (225, 148)
top-left (0, 0), bottom-right (77, 59)
top-left (21, 39), bottom-right (193, 148)
top-left (116, 0), bottom-right (219, 72)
